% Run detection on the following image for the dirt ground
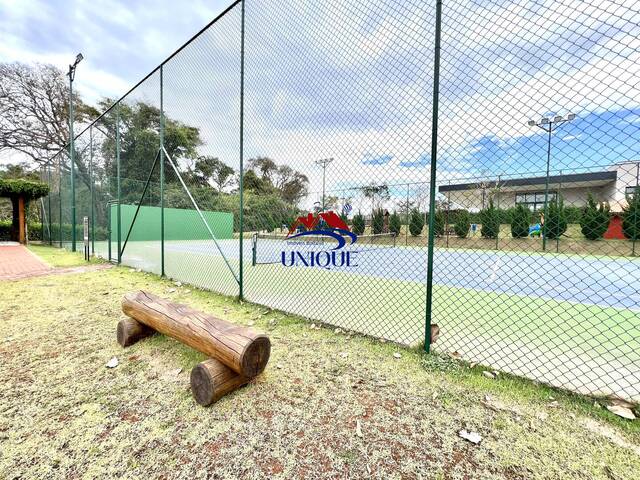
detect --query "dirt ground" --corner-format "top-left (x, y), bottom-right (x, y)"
top-left (0, 246), bottom-right (639, 479)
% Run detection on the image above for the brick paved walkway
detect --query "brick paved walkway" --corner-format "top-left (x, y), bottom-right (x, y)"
top-left (0, 245), bottom-right (53, 280)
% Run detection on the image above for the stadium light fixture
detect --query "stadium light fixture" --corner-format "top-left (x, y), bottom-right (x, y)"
top-left (526, 112), bottom-right (577, 251)
top-left (67, 52), bottom-right (83, 251)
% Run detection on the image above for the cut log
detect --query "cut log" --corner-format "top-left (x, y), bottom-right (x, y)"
top-left (117, 317), bottom-right (155, 347)
top-left (122, 290), bottom-right (270, 377)
top-left (190, 359), bottom-right (251, 406)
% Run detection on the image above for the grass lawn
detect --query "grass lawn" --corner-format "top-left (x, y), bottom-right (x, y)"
top-left (0, 245), bottom-right (639, 479)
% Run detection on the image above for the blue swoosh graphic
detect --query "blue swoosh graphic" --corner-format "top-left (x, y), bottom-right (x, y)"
top-left (287, 229), bottom-right (357, 250)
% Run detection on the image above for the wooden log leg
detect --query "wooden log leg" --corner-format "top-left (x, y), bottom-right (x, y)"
top-left (117, 317), bottom-right (155, 347)
top-left (190, 359), bottom-right (251, 407)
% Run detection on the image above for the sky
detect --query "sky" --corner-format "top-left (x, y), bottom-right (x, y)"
top-left (1, 0), bottom-right (639, 210)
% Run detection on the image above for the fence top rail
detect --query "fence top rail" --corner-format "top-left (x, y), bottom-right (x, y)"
top-left (42, 0), bottom-right (242, 167)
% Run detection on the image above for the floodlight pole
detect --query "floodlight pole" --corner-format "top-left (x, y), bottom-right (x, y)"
top-left (315, 158), bottom-right (334, 212)
top-left (67, 53), bottom-right (83, 252)
top-left (528, 114), bottom-right (575, 251)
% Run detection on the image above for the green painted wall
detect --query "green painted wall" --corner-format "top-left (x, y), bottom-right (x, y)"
top-left (111, 204), bottom-right (233, 241)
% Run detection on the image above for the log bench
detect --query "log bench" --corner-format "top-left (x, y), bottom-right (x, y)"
top-left (118, 290), bottom-right (271, 406)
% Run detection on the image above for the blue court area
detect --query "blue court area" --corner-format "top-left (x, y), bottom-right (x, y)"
top-left (131, 238), bottom-right (640, 312)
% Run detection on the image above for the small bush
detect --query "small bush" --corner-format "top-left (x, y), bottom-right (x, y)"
top-left (432, 210), bottom-right (445, 237)
top-left (622, 187), bottom-right (640, 241)
top-left (544, 196), bottom-right (568, 240)
top-left (372, 209), bottom-right (384, 235)
top-left (352, 212), bottom-right (365, 235)
top-left (510, 204), bottom-right (531, 238)
top-left (409, 208), bottom-right (425, 236)
top-left (480, 199), bottom-right (500, 239)
top-left (454, 210), bottom-right (470, 238)
top-left (580, 193), bottom-right (610, 240)
top-left (389, 211), bottom-right (401, 236)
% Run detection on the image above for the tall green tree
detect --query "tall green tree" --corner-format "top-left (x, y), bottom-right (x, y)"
top-left (454, 210), bottom-right (470, 238)
top-left (352, 211), bottom-right (365, 235)
top-left (622, 187), bottom-right (640, 241)
top-left (481, 199), bottom-right (500, 239)
top-left (372, 208), bottom-right (384, 234)
top-left (389, 211), bottom-right (402, 236)
top-left (409, 208), bottom-right (424, 236)
top-left (545, 196), bottom-right (568, 240)
top-left (510, 204), bottom-right (531, 238)
top-left (580, 193), bottom-right (610, 240)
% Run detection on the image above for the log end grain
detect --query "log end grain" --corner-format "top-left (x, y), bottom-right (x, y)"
top-left (190, 359), bottom-right (251, 407)
top-left (242, 335), bottom-right (271, 378)
top-left (117, 317), bottom-right (155, 347)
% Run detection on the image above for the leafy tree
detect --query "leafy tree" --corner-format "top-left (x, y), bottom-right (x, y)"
top-left (580, 193), bottom-right (610, 240)
top-left (480, 199), bottom-right (500, 239)
top-left (389, 211), bottom-right (402, 236)
top-left (432, 210), bottom-right (445, 237)
top-left (409, 208), bottom-right (424, 236)
top-left (510, 204), bottom-right (531, 238)
top-left (0, 62), bottom-right (98, 165)
top-left (372, 208), bottom-right (384, 234)
top-left (193, 156), bottom-right (235, 191)
top-left (352, 211), bottom-right (365, 235)
top-left (545, 196), bottom-right (568, 240)
top-left (454, 210), bottom-right (470, 238)
top-left (622, 187), bottom-right (640, 241)
top-left (361, 183), bottom-right (390, 213)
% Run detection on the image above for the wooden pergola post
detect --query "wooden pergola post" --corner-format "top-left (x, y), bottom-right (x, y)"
top-left (18, 196), bottom-right (26, 244)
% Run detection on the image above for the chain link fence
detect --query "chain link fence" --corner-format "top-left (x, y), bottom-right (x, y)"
top-left (38, 0), bottom-right (639, 401)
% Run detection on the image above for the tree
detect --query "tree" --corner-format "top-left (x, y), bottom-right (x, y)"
top-left (580, 193), bottom-right (610, 240)
top-left (510, 204), bottom-right (531, 238)
top-left (454, 210), bottom-right (470, 238)
top-left (480, 199), bottom-right (499, 239)
top-left (372, 208), bottom-right (384, 234)
top-left (622, 187), bottom-right (640, 241)
top-left (352, 211), bottom-right (365, 235)
top-left (545, 196), bottom-right (568, 240)
top-left (389, 211), bottom-right (402, 236)
top-left (193, 156), bottom-right (235, 191)
top-left (409, 208), bottom-right (424, 236)
top-left (0, 62), bottom-right (97, 165)
top-left (361, 183), bottom-right (390, 213)
top-left (432, 210), bottom-right (445, 237)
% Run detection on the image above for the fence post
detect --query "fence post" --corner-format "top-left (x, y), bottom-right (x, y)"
top-left (116, 105), bottom-right (122, 264)
top-left (405, 183), bottom-right (409, 246)
top-left (58, 156), bottom-right (63, 248)
top-left (496, 175), bottom-right (501, 250)
top-left (160, 65), bottom-right (166, 277)
top-left (238, 0), bottom-right (246, 300)
top-left (424, 0), bottom-right (443, 354)
top-left (90, 126), bottom-right (95, 255)
top-left (47, 163), bottom-right (52, 245)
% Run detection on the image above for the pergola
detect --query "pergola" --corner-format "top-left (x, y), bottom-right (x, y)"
top-left (0, 179), bottom-right (49, 244)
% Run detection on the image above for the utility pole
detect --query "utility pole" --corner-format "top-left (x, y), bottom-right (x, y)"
top-left (315, 158), bottom-right (334, 212)
top-left (527, 113), bottom-right (575, 251)
top-left (67, 53), bottom-right (83, 252)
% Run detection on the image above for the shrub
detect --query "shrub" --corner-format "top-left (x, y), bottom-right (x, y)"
top-left (389, 211), bottom-right (401, 236)
top-left (454, 210), bottom-right (470, 238)
top-left (510, 204), bottom-right (531, 238)
top-left (409, 208), bottom-right (425, 236)
top-left (372, 208), bottom-right (384, 235)
top-left (622, 187), bottom-right (640, 241)
top-left (480, 199), bottom-right (500, 239)
top-left (432, 210), bottom-right (445, 237)
top-left (545, 196), bottom-right (568, 240)
top-left (352, 212), bottom-right (365, 235)
top-left (580, 193), bottom-right (610, 240)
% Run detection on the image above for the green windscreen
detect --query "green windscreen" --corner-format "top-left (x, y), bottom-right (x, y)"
top-left (111, 204), bottom-right (233, 242)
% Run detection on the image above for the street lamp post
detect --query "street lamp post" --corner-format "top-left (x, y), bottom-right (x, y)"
top-left (314, 158), bottom-right (334, 212)
top-left (527, 113), bottom-right (575, 251)
top-left (67, 53), bottom-right (83, 252)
